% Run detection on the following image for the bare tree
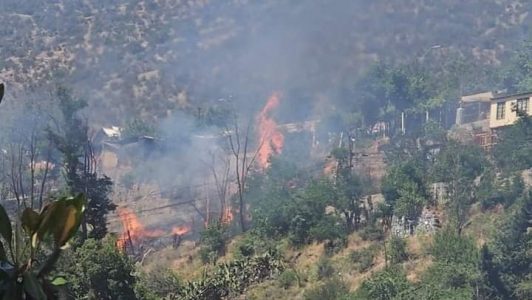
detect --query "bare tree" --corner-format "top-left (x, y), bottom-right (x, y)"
top-left (205, 148), bottom-right (231, 224)
top-left (5, 126), bottom-right (52, 211)
top-left (226, 117), bottom-right (263, 232)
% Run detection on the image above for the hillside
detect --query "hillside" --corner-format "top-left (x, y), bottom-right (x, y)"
top-left (0, 0), bottom-right (530, 123)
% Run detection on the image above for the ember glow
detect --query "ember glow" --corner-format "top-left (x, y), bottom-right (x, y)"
top-left (116, 207), bottom-right (188, 250)
top-left (221, 206), bottom-right (234, 224)
top-left (257, 92), bottom-right (284, 169)
top-left (171, 225), bottom-right (191, 236)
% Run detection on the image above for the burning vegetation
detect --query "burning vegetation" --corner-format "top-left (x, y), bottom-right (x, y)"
top-left (116, 207), bottom-right (191, 252)
top-left (256, 92), bottom-right (285, 169)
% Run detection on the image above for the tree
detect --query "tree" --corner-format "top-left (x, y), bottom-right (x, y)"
top-left (60, 237), bottom-right (137, 300)
top-left (388, 236), bottom-right (408, 264)
top-left (205, 149), bottom-right (231, 224)
top-left (492, 116), bottom-right (532, 172)
top-left (501, 39), bottom-right (532, 93)
top-left (489, 192), bottom-right (532, 299)
top-left (0, 90), bottom-right (57, 212)
top-left (48, 87), bottom-right (116, 239)
top-left (0, 194), bottom-right (85, 299)
top-left (122, 118), bottom-right (158, 140)
top-left (382, 158), bottom-right (429, 224)
top-left (226, 117), bottom-right (263, 232)
top-left (423, 227), bottom-right (482, 298)
top-left (199, 222), bottom-right (227, 263)
top-left (356, 267), bottom-right (410, 300)
top-left (432, 141), bottom-right (486, 235)
top-left (327, 146), bottom-right (367, 231)
top-left (135, 268), bottom-right (181, 300)
top-left (348, 61), bottom-right (448, 131)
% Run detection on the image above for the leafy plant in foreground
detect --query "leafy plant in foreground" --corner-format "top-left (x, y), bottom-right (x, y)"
top-left (0, 194), bottom-right (85, 299)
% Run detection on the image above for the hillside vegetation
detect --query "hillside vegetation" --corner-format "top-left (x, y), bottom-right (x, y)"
top-left (0, 1), bottom-right (531, 300)
top-left (0, 0), bottom-right (530, 122)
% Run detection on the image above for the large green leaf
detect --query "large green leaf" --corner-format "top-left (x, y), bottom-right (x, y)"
top-left (33, 194), bottom-right (86, 248)
top-left (21, 208), bottom-right (42, 236)
top-left (50, 276), bottom-right (67, 286)
top-left (0, 205), bottom-right (12, 247)
top-left (33, 202), bottom-right (60, 248)
top-left (23, 272), bottom-right (46, 300)
top-left (53, 194), bottom-right (85, 247)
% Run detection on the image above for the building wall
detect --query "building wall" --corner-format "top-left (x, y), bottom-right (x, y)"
top-left (489, 96), bottom-right (532, 129)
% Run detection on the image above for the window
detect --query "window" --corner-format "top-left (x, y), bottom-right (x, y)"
top-left (496, 102), bottom-right (505, 120)
top-left (517, 98), bottom-right (529, 114)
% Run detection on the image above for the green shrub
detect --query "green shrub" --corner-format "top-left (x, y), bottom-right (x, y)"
top-left (304, 278), bottom-right (349, 300)
top-left (315, 257), bottom-right (335, 280)
top-left (350, 247), bottom-right (377, 272)
top-left (199, 223), bottom-right (227, 263)
top-left (289, 214), bottom-right (312, 246)
top-left (431, 227), bottom-right (478, 265)
top-left (323, 237), bottom-right (348, 256)
top-left (388, 236), bottom-right (408, 264)
top-left (278, 269), bottom-right (298, 289)
top-left (309, 215), bottom-right (346, 242)
top-left (60, 237), bottom-right (137, 300)
top-left (357, 267), bottom-right (410, 300)
top-left (134, 268), bottom-right (181, 300)
top-left (360, 224), bottom-right (384, 241)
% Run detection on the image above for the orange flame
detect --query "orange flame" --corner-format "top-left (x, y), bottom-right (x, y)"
top-left (257, 92), bottom-right (284, 169)
top-left (323, 160), bottom-right (337, 176)
top-left (221, 206), bottom-right (234, 224)
top-left (171, 225), bottom-right (191, 236)
top-left (116, 207), bottom-right (187, 250)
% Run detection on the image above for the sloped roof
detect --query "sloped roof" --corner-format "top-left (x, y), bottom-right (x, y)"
top-left (491, 91), bottom-right (532, 101)
top-left (101, 126), bottom-right (122, 138)
top-left (461, 91), bottom-right (494, 103)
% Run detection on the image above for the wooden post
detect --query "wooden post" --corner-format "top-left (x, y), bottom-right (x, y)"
top-left (401, 112), bottom-right (405, 135)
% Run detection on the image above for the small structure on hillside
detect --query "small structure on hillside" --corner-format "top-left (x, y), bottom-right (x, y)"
top-left (456, 91), bottom-right (493, 126)
top-left (489, 91), bottom-right (532, 129)
top-left (391, 208), bottom-right (440, 237)
top-left (93, 126), bottom-right (123, 144)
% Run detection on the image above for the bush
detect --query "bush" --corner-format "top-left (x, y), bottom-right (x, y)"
top-left (304, 278), bottom-right (349, 300)
top-left (60, 237), bottom-right (137, 300)
top-left (234, 234), bottom-right (258, 259)
top-left (350, 246), bottom-right (378, 272)
top-left (323, 237), bottom-right (348, 256)
top-left (135, 268), bottom-right (181, 300)
top-left (199, 223), bottom-right (227, 263)
top-left (388, 236), bottom-right (408, 264)
top-left (357, 267), bottom-right (410, 300)
top-left (431, 227), bottom-right (478, 265)
top-left (360, 224), bottom-right (384, 241)
top-left (278, 269), bottom-right (299, 289)
top-left (315, 257), bottom-right (335, 280)
top-left (309, 215), bottom-right (346, 242)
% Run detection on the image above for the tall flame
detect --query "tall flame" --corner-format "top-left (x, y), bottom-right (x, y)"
top-left (171, 225), bottom-right (191, 236)
top-left (257, 92), bottom-right (284, 169)
top-left (116, 207), bottom-right (190, 250)
top-left (221, 206), bottom-right (234, 224)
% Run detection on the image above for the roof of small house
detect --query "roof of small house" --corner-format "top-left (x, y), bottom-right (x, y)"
top-left (101, 126), bottom-right (122, 138)
top-left (460, 91), bottom-right (494, 103)
top-left (491, 91), bottom-right (532, 101)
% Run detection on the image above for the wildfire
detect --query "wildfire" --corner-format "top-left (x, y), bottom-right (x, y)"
top-left (323, 159), bottom-right (337, 176)
top-left (257, 92), bottom-right (284, 169)
top-left (171, 225), bottom-right (191, 236)
top-left (221, 206), bottom-right (234, 224)
top-left (116, 207), bottom-right (189, 250)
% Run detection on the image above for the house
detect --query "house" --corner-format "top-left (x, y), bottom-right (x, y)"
top-left (456, 91), bottom-right (493, 126)
top-left (489, 91), bottom-right (532, 129)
